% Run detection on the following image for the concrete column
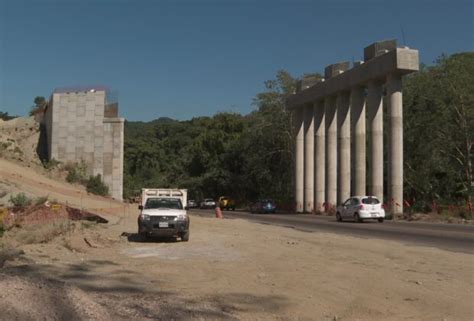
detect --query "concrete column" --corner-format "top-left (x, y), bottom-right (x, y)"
top-left (295, 108), bottom-right (304, 213)
top-left (337, 92), bottom-right (350, 205)
top-left (325, 96), bottom-right (337, 211)
top-left (387, 73), bottom-right (403, 214)
top-left (314, 101), bottom-right (325, 213)
top-left (304, 105), bottom-right (314, 213)
top-left (351, 85), bottom-right (366, 196)
top-left (367, 80), bottom-right (384, 202)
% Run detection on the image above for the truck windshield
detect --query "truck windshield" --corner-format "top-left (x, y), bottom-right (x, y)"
top-left (145, 198), bottom-right (183, 209)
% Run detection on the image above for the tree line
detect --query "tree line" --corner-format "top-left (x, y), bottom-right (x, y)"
top-left (124, 53), bottom-right (472, 210)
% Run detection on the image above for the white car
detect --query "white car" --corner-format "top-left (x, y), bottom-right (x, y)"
top-left (200, 198), bottom-right (216, 209)
top-left (336, 196), bottom-right (385, 223)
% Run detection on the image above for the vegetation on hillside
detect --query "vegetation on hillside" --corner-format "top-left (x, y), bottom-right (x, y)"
top-left (404, 53), bottom-right (473, 209)
top-left (0, 111), bottom-right (17, 121)
top-left (124, 53), bottom-right (473, 210)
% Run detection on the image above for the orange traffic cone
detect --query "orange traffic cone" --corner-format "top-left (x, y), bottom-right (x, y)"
top-left (215, 206), bottom-right (223, 218)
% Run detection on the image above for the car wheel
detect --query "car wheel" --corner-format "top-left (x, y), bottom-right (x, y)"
top-left (181, 230), bottom-right (190, 242)
top-left (378, 218), bottom-right (384, 223)
top-left (354, 213), bottom-right (362, 223)
top-left (232, 207), bottom-right (235, 211)
top-left (336, 212), bottom-right (342, 222)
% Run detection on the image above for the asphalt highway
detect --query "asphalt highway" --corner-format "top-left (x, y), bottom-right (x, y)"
top-left (190, 209), bottom-right (474, 254)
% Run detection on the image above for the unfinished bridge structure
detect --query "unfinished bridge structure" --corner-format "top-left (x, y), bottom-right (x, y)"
top-left (287, 40), bottom-right (419, 215)
top-left (43, 86), bottom-right (125, 200)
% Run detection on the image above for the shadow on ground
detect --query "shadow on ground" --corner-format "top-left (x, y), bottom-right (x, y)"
top-left (121, 232), bottom-right (181, 243)
top-left (1, 259), bottom-right (289, 320)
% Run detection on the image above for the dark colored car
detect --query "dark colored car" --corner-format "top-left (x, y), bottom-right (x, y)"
top-left (250, 199), bottom-right (276, 214)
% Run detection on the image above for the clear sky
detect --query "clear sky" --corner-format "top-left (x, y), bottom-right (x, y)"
top-left (0, 0), bottom-right (473, 121)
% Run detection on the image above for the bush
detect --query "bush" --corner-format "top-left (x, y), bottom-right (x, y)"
top-left (34, 196), bottom-right (49, 206)
top-left (86, 175), bottom-right (109, 196)
top-left (66, 161), bottom-right (88, 183)
top-left (9, 193), bottom-right (32, 207)
top-left (42, 158), bottom-right (61, 170)
top-left (13, 146), bottom-right (23, 155)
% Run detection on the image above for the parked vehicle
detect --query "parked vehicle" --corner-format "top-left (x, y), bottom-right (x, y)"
top-left (250, 199), bottom-right (276, 214)
top-left (336, 196), bottom-right (385, 223)
top-left (137, 188), bottom-right (190, 241)
top-left (218, 196), bottom-right (236, 211)
top-left (187, 199), bottom-right (198, 208)
top-left (200, 198), bottom-right (216, 209)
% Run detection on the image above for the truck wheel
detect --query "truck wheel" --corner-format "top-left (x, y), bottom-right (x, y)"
top-left (139, 231), bottom-right (148, 241)
top-left (181, 231), bottom-right (190, 242)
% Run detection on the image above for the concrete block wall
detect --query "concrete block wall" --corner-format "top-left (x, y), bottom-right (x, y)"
top-left (46, 89), bottom-right (124, 200)
top-left (103, 118), bottom-right (124, 200)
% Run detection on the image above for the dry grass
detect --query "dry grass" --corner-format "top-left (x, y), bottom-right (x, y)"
top-left (0, 243), bottom-right (24, 268)
top-left (8, 219), bottom-right (75, 245)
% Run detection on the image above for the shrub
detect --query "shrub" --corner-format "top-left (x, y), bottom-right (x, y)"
top-left (34, 196), bottom-right (49, 206)
top-left (456, 208), bottom-right (472, 220)
top-left (13, 146), bottom-right (23, 155)
top-left (86, 175), bottom-right (109, 196)
top-left (66, 161), bottom-right (88, 183)
top-left (42, 158), bottom-right (61, 170)
top-left (0, 142), bottom-right (11, 152)
top-left (9, 193), bottom-right (32, 207)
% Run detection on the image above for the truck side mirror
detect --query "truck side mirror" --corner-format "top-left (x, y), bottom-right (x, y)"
top-left (138, 205), bottom-right (143, 210)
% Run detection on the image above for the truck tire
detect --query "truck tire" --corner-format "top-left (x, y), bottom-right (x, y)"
top-left (139, 231), bottom-right (148, 241)
top-left (181, 231), bottom-right (190, 242)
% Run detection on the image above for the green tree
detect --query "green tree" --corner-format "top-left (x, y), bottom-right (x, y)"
top-left (404, 53), bottom-right (473, 207)
top-left (0, 111), bottom-right (17, 121)
top-left (29, 96), bottom-right (47, 116)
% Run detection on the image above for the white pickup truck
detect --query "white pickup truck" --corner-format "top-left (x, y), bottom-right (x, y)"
top-left (137, 188), bottom-right (190, 241)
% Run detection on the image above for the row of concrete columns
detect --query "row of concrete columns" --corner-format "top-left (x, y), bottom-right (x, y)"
top-left (294, 74), bottom-right (403, 214)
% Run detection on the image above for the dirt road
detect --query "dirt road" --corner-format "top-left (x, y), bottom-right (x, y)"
top-left (1, 158), bottom-right (473, 320)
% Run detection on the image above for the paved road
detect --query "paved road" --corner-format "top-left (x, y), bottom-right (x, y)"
top-left (190, 209), bottom-right (474, 254)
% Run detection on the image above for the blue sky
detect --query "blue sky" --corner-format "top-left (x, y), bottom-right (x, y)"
top-left (0, 0), bottom-right (472, 121)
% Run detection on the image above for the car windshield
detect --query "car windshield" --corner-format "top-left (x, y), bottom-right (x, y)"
top-left (262, 199), bottom-right (274, 204)
top-left (362, 197), bottom-right (380, 204)
top-left (205, 199), bottom-right (214, 202)
top-left (145, 198), bottom-right (183, 209)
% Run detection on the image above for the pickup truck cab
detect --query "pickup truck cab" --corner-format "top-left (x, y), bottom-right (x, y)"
top-left (138, 188), bottom-right (190, 241)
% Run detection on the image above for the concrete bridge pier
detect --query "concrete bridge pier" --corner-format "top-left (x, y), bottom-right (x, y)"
top-left (288, 40), bottom-right (418, 215)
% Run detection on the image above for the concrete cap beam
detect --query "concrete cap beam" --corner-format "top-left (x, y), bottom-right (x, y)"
top-left (287, 47), bottom-right (419, 109)
top-left (324, 61), bottom-right (350, 79)
top-left (364, 39), bottom-right (397, 61)
top-left (296, 75), bottom-right (323, 92)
